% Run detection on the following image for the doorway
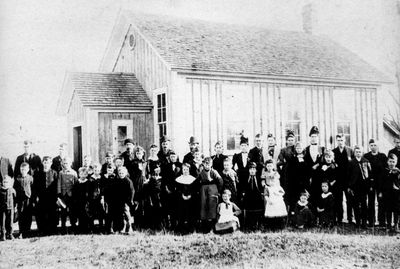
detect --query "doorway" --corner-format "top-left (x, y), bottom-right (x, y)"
top-left (73, 126), bottom-right (82, 171)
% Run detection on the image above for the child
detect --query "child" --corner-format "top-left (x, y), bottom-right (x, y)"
top-left (197, 157), bottom-right (223, 233)
top-left (131, 146), bottom-right (147, 229)
top-left (347, 146), bottom-right (371, 228)
top-left (101, 152), bottom-right (114, 176)
top-left (57, 157), bottom-right (78, 233)
top-left (88, 163), bottom-right (105, 233)
top-left (215, 189), bottom-right (241, 234)
top-left (221, 158), bottom-right (239, 204)
top-left (75, 167), bottom-right (90, 234)
top-left (175, 163), bottom-right (197, 234)
top-left (82, 155), bottom-right (94, 178)
top-left (34, 156), bottom-right (58, 235)
top-left (211, 141), bottom-right (227, 177)
top-left (114, 157), bottom-right (124, 171)
top-left (14, 162), bottom-right (34, 238)
top-left (102, 164), bottom-right (116, 233)
top-left (117, 166), bottom-right (134, 234)
top-left (242, 162), bottom-right (264, 231)
top-left (189, 148), bottom-right (203, 178)
top-left (380, 154), bottom-right (400, 232)
top-left (0, 176), bottom-right (16, 240)
top-left (261, 159), bottom-right (281, 188)
top-left (145, 163), bottom-right (162, 229)
top-left (292, 192), bottom-right (314, 229)
top-left (263, 160), bottom-right (287, 230)
top-left (316, 181), bottom-right (335, 228)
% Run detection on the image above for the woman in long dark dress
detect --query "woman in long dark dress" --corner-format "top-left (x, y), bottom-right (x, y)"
top-left (130, 146), bottom-right (147, 229)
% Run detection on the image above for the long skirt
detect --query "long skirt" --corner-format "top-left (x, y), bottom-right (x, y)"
top-left (199, 184), bottom-right (219, 221)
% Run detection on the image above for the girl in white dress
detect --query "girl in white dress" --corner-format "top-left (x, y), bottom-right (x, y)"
top-left (215, 189), bottom-right (241, 233)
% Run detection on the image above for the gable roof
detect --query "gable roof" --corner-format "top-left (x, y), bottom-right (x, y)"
top-left (108, 12), bottom-right (390, 84)
top-left (57, 72), bottom-right (152, 115)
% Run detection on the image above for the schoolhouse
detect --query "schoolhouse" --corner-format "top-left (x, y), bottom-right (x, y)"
top-left (57, 12), bottom-right (392, 166)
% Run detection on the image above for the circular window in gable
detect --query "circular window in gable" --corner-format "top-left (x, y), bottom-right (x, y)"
top-left (129, 34), bottom-right (136, 50)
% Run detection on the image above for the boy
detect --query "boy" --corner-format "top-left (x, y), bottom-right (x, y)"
top-left (34, 156), bottom-right (58, 235)
top-left (102, 164), bottom-right (116, 234)
top-left (292, 192), bottom-right (314, 229)
top-left (388, 136), bottom-right (400, 169)
top-left (0, 176), bottom-right (16, 240)
top-left (75, 167), bottom-right (90, 234)
top-left (379, 154), bottom-right (400, 232)
top-left (347, 146), bottom-right (372, 228)
top-left (101, 152), bottom-right (114, 176)
top-left (88, 163), bottom-right (105, 232)
top-left (221, 158), bottom-right (239, 204)
top-left (14, 162), bottom-right (34, 238)
top-left (57, 157), bottom-right (78, 233)
top-left (211, 141), bottom-right (227, 177)
top-left (317, 181), bottom-right (335, 228)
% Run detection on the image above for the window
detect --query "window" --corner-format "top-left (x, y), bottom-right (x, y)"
top-left (112, 120), bottom-right (133, 155)
top-left (333, 90), bottom-right (354, 147)
top-left (157, 93), bottom-right (167, 140)
top-left (281, 87), bottom-right (305, 142)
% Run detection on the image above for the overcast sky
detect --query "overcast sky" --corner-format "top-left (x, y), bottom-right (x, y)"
top-left (0, 0), bottom-right (398, 160)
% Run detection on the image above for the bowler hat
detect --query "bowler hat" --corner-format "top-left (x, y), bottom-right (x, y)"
top-left (309, 126), bottom-right (319, 136)
top-left (105, 152), bottom-right (114, 158)
top-left (124, 138), bottom-right (135, 145)
top-left (240, 136), bottom-right (249, 145)
top-left (189, 136), bottom-right (199, 144)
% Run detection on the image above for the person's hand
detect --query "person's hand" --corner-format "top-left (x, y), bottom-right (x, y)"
top-left (312, 164), bottom-right (319, 170)
top-left (378, 192), bottom-right (382, 198)
top-left (100, 197), bottom-right (105, 205)
top-left (347, 188), bottom-right (354, 196)
top-left (330, 180), bottom-right (336, 186)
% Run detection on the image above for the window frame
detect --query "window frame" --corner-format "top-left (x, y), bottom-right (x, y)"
top-left (153, 88), bottom-right (168, 143)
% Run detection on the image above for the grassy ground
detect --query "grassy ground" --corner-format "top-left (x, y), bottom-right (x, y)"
top-left (0, 230), bottom-right (399, 269)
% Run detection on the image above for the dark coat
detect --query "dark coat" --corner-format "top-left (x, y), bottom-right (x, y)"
top-left (51, 155), bottom-right (63, 173)
top-left (211, 154), bottom-right (227, 177)
top-left (332, 146), bottom-right (353, 186)
top-left (232, 152), bottom-right (250, 195)
top-left (34, 169), bottom-right (58, 204)
top-left (248, 147), bottom-right (264, 177)
top-left (364, 152), bottom-right (387, 190)
top-left (347, 157), bottom-right (372, 192)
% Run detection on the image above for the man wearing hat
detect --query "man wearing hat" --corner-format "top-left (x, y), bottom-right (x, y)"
top-left (120, 139), bottom-right (136, 178)
top-left (304, 126), bottom-right (325, 205)
top-left (364, 139), bottom-right (387, 227)
top-left (15, 140), bottom-right (43, 178)
top-left (51, 143), bottom-right (68, 173)
top-left (265, 134), bottom-right (280, 161)
top-left (332, 133), bottom-right (354, 224)
top-left (276, 130), bottom-right (297, 197)
top-left (232, 136), bottom-right (250, 202)
top-left (248, 134), bottom-right (265, 178)
top-left (182, 136), bottom-right (200, 164)
top-left (157, 135), bottom-right (174, 166)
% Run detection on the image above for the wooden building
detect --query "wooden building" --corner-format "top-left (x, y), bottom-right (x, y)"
top-left (58, 12), bottom-right (391, 165)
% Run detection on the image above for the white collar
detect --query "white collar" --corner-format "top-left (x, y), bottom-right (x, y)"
top-left (176, 174), bottom-right (196, 185)
top-left (321, 192), bottom-right (332, 198)
top-left (298, 200), bottom-right (308, 206)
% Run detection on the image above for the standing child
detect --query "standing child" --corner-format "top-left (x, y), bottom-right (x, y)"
top-left (101, 152), bottom-right (114, 176)
top-left (131, 146), bottom-right (147, 229)
top-left (0, 176), bottom-right (16, 240)
top-left (75, 167), bottom-right (90, 234)
top-left (57, 157), bottom-right (78, 233)
top-left (197, 157), bottom-right (223, 233)
top-left (215, 189), bottom-right (241, 234)
top-left (221, 158), bottom-right (239, 204)
top-left (292, 192), bottom-right (314, 229)
top-left (263, 160), bottom-right (287, 230)
top-left (189, 148), bottom-right (203, 178)
top-left (88, 163), bottom-right (105, 233)
top-left (117, 167), bottom-right (134, 234)
top-left (14, 162), bottom-right (34, 238)
top-left (102, 164), bottom-right (116, 234)
top-left (145, 163), bottom-right (162, 229)
top-left (316, 181), bottom-right (335, 228)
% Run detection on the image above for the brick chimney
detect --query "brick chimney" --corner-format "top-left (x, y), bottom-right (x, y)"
top-left (302, 3), bottom-right (313, 34)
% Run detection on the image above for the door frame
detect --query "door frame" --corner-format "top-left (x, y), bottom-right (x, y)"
top-left (112, 119), bottom-right (133, 156)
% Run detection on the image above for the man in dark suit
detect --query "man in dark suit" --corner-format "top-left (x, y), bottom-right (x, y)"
top-left (158, 135), bottom-right (175, 166)
top-left (0, 156), bottom-right (14, 186)
top-left (388, 136), bottom-right (400, 169)
top-left (182, 136), bottom-right (200, 164)
top-left (332, 134), bottom-right (353, 224)
top-left (14, 140), bottom-right (42, 178)
top-left (304, 126), bottom-right (325, 205)
top-left (232, 136), bottom-right (250, 202)
top-left (248, 134), bottom-right (264, 178)
top-left (51, 143), bottom-right (67, 173)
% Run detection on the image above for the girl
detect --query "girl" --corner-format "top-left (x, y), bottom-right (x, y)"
top-left (221, 158), bottom-right (239, 204)
top-left (175, 163), bottom-right (197, 234)
top-left (145, 162), bottom-right (163, 230)
top-left (147, 144), bottom-right (161, 177)
top-left (215, 189), bottom-right (241, 234)
top-left (88, 163), bottom-right (105, 233)
top-left (74, 167), bottom-right (90, 234)
top-left (292, 192), bottom-right (314, 229)
top-left (317, 181), bottom-right (335, 228)
top-left (131, 146), bottom-right (147, 229)
top-left (189, 148), bottom-right (203, 178)
top-left (263, 160), bottom-right (287, 230)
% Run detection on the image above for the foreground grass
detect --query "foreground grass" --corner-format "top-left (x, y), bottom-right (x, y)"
top-left (0, 231), bottom-right (399, 268)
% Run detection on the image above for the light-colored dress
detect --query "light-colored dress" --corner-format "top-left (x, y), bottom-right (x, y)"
top-left (264, 184), bottom-right (287, 218)
top-left (215, 202), bottom-right (241, 232)
top-left (261, 170), bottom-right (280, 187)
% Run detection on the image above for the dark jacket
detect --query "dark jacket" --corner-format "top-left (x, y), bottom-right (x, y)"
top-left (15, 153), bottom-right (43, 177)
top-left (347, 157), bottom-right (372, 191)
top-left (364, 152), bottom-right (387, 190)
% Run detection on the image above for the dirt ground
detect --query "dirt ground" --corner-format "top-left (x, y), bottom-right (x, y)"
top-left (0, 231), bottom-right (399, 269)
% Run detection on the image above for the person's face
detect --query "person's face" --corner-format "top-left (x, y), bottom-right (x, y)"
top-left (295, 144), bottom-right (303, 154)
top-left (286, 137), bottom-right (295, 147)
top-left (355, 148), bottom-right (363, 158)
top-left (126, 143), bottom-right (135, 152)
top-left (255, 138), bottom-right (263, 148)
top-left (394, 139), bottom-right (400, 150)
top-left (115, 159), bottom-right (123, 167)
top-left (150, 147), bottom-right (158, 156)
top-left (215, 144), bottom-right (223, 155)
top-left (194, 152), bottom-right (201, 161)
top-left (388, 158), bottom-right (397, 169)
top-left (93, 166), bottom-right (101, 176)
top-left (169, 154), bottom-right (177, 163)
top-left (118, 169), bottom-right (127, 179)
top-left (310, 134), bottom-right (319, 144)
top-left (300, 195), bottom-right (308, 203)
top-left (223, 161), bottom-right (232, 171)
top-left (107, 167), bottom-right (114, 175)
top-left (189, 142), bottom-right (199, 152)
top-left (267, 137), bottom-right (275, 147)
top-left (369, 143), bottom-right (378, 153)
top-left (20, 166), bottom-right (29, 176)
top-left (43, 160), bottom-right (52, 171)
top-left (266, 163), bottom-right (274, 172)
top-left (249, 167), bottom-right (256, 176)
top-left (182, 166), bottom-right (189, 175)
top-left (136, 151), bottom-right (144, 160)
top-left (63, 160), bottom-right (72, 170)
top-left (240, 143), bottom-right (248, 153)
top-left (162, 141), bottom-right (170, 151)
top-left (79, 170), bottom-right (88, 179)
top-left (203, 162), bottom-right (211, 170)
top-left (222, 193), bottom-right (230, 203)
top-left (105, 157), bottom-right (113, 164)
top-left (321, 183), bottom-right (329, 193)
top-left (336, 137), bottom-right (345, 148)
top-left (325, 154), bottom-right (333, 163)
top-left (24, 144), bottom-right (31, 154)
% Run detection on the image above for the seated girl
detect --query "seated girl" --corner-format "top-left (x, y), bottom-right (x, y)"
top-left (215, 189), bottom-right (241, 234)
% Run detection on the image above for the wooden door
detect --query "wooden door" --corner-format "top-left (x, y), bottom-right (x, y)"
top-left (112, 119), bottom-right (133, 156)
top-left (73, 126), bottom-right (82, 171)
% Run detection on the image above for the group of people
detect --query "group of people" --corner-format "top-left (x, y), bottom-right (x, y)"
top-left (0, 125), bottom-right (400, 240)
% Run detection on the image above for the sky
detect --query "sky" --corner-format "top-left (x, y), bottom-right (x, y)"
top-left (0, 0), bottom-right (398, 161)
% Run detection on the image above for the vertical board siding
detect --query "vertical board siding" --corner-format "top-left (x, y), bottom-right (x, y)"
top-left (69, 94), bottom-right (84, 123)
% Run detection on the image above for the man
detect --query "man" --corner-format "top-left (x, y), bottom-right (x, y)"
top-left (232, 136), bottom-right (250, 202)
top-left (388, 136), bottom-right (400, 169)
top-left (14, 140), bottom-right (42, 178)
top-left (120, 139), bottom-right (136, 179)
top-left (277, 130), bottom-right (296, 193)
top-left (265, 133), bottom-right (280, 161)
top-left (51, 143), bottom-right (68, 173)
top-left (157, 135), bottom-right (174, 166)
top-left (248, 134), bottom-right (264, 178)
top-left (304, 126), bottom-right (325, 205)
top-left (211, 141), bottom-right (227, 177)
top-left (364, 139), bottom-right (387, 227)
top-left (182, 136), bottom-right (200, 164)
top-left (332, 134), bottom-right (353, 224)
